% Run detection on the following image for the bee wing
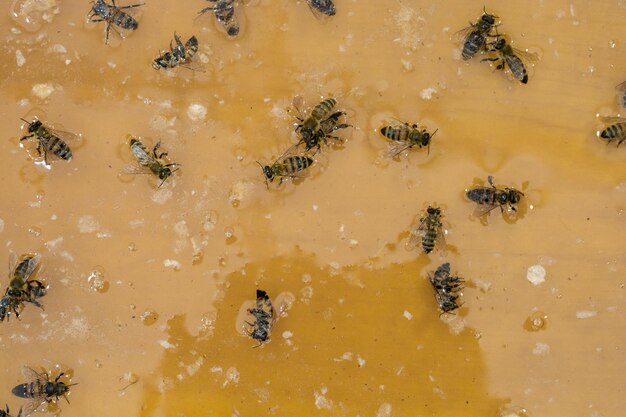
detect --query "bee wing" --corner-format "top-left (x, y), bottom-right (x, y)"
top-left (8, 251), bottom-right (17, 280)
top-left (405, 218), bottom-right (427, 251)
top-left (20, 397), bottom-right (46, 417)
top-left (131, 144), bottom-right (157, 166)
top-left (122, 162), bottom-right (151, 175)
top-left (512, 48), bottom-right (539, 64)
top-left (615, 80), bottom-right (626, 92)
top-left (180, 60), bottom-right (207, 73)
top-left (451, 25), bottom-right (476, 42)
top-left (386, 142), bottom-right (414, 158)
top-left (433, 223), bottom-right (447, 251)
top-left (22, 366), bottom-right (47, 384)
top-left (19, 254), bottom-right (42, 281)
top-left (600, 116), bottom-right (626, 124)
top-left (472, 203), bottom-right (500, 217)
top-left (47, 128), bottom-right (82, 144)
top-left (305, 0), bottom-right (335, 19)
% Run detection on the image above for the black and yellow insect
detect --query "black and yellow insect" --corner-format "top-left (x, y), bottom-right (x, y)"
top-left (483, 33), bottom-right (538, 84)
top-left (257, 154), bottom-right (314, 188)
top-left (19, 119), bottom-right (76, 165)
top-left (466, 176), bottom-right (524, 216)
top-left (0, 253), bottom-right (46, 322)
top-left (153, 33), bottom-right (200, 70)
top-left (407, 206), bottom-right (445, 254)
top-left (429, 262), bottom-right (465, 315)
top-left (125, 138), bottom-right (180, 187)
top-left (599, 116), bottom-right (626, 146)
top-left (293, 97), bottom-right (350, 152)
top-left (304, 0), bottom-right (336, 18)
top-left (246, 289), bottom-right (274, 347)
top-left (12, 367), bottom-right (77, 417)
top-left (379, 120), bottom-right (437, 157)
top-left (198, 0), bottom-right (240, 37)
top-left (454, 8), bottom-right (498, 60)
top-left (88, 0), bottom-right (144, 44)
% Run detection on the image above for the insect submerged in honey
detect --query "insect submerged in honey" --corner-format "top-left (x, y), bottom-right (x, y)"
top-left (12, 367), bottom-right (77, 417)
top-left (126, 138), bottom-right (180, 187)
top-left (257, 146), bottom-right (314, 188)
top-left (19, 119), bottom-right (76, 165)
top-left (483, 32), bottom-right (538, 84)
top-left (246, 289), bottom-right (274, 347)
top-left (153, 32), bottom-right (201, 71)
top-left (88, 0), bottom-right (144, 44)
top-left (0, 404), bottom-right (22, 417)
top-left (198, 0), bottom-right (240, 37)
top-left (293, 97), bottom-right (350, 153)
top-left (429, 262), bottom-right (465, 315)
top-left (453, 8), bottom-right (498, 60)
top-left (304, 0), bottom-right (336, 17)
top-left (379, 120), bottom-right (437, 158)
top-left (466, 176), bottom-right (524, 216)
top-left (407, 206), bottom-right (445, 254)
top-left (598, 116), bottom-right (626, 146)
top-left (0, 253), bottom-right (46, 322)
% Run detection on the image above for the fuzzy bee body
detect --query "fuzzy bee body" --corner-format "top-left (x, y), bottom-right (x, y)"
top-left (305, 0), bottom-right (336, 17)
top-left (455, 10), bottom-right (497, 60)
top-left (429, 263), bottom-right (464, 315)
top-left (294, 98), bottom-right (350, 152)
top-left (128, 138), bottom-right (179, 187)
top-left (0, 254), bottom-right (46, 322)
top-left (466, 176), bottom-right (524, 216)
top-left (259, 155), bottom-right (314, 187)
top-left (246, 290), bottom-right (274, 346)
top-left (198, 0), bottom-right (240, 37)
top-left (484, 36), bottom-right (537, 84)
top-left (408, 206), bottom-right (445, 254)
top-left (599, 121), bottom-right (626, 146)
top-left (88, 0), bottom-right (144, 44)
top-left (379, 121), bottom-right (436, 157)
top-left (12, 367), bottom-right (75, 416)
top-left (153, 33), bottom-right (199, 70)
top-left (19, 119), bottom-right (75, 164)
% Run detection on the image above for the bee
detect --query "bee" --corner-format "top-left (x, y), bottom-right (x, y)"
top-left (12, 367), bottom-right (77, 417)
top-left (466, 176), bottom-right (524, 216)
top-left (293, 97), bottom-right (350, 152)
top-left (0, 253), bottom-right (46, 322)
top-left (429, 262), bottom-right (464, 315)
top-left (304, 0), bottom-right (336, 18)
top-left (153, 33), bottom-right (201, 71)
top-left (0, 404), bottom-right (22, 417)
top-left (87, 0), bottom-right (144, 44)
top-left (407, 206), bottom-right (445, 254)
top-left (483, 33), bottom-right (538, 84)
top-left (246, 289), bottom-right (274, 347)
top-left (198, 0), bottom-right (240, 37)
top-left (257, 147), bottom-right (314, 188)
top-left (19, 119), bottom-right (77, 165)
top-left (454, 8), bottom-right (498, 60)
top-left (125, 138), bottom-right (180, 187)
top-left (379, 120), bottom-right (437, 157)
top-left (598, 116), bottom-right (626, 146)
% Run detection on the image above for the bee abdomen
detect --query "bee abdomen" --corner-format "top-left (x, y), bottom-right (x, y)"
top-left (115, 12), bottom-right (138, 30)
top-left (46, 137), bottom-right (72, 160)
top-left (422, 232), bottom-right (436, 254)
top-left (601, 123), bottom-right (626, 139)
top-left (285, 156), bottom-right (313, 174)
top-left (466, 188), bottom-right (495, 205)
top-left (380, 126), bottom-right (407, 142)
top-left (311, 98), bottom-right (337, 120)
top-left (463, 31), bottom-right (486, 60)
top-left (506, 55), bottom-right (528, 84)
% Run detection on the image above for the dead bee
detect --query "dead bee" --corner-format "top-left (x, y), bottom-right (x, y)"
top-left (293, 97), bottom-right (350, 153)
top-left (153, 33), bottom-right (201, 70)
top-left (12, 367), bottom-right (76, 417)
top-left (303, 0), bottom-right (336, 18)
top-left (257, 147), bottom-right (314, 188)
top-left (429, 262), bottom-right (464, 315)
top-left (379, 120), bottom-right (437, 157)
top-left (599, 116), bottom-right (626, 146)
top-left (198, 0), bottom-right (240, 37)
top-left (453, 8), bottom-right (498, 60)
top-left (407, 206), bottom-right (445, 254)
top-left (0, 404), bottom-right (22, 417)
top-left (246, 289), bottom-right (274, 347)
top-left (88, 0), bottom-right (144, 44)
top-left (466, 176), bottom-right (524, 216)
top-left (19, 119), bottom-right (77, 165)
top-left (125, 138), bottom-right (180, 187)
top-left (483, 33), bottom-right (538, 84)
top-left (0, 253), bottom-right (46, 322)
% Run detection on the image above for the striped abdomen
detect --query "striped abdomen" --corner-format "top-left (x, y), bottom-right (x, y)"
top-left (505, 54), bottom-right (528, 84)
top-left (466, 187), bottom-right (496, 205)
top-left (184, 36), bottom-right (199, 59)
top-left (114, 10), bottom-right (138, 30)
top-left (422, 224), bottom-right (438, 254)
top-left (462, 31), bottom-right (486, 60)
top-left (601, 123), bottom-right (626, 141)
top-left (311, 98), bottom-right (336, 120)
top-left (214, 1), bottom-right (239, 36)
top-left (39, 130), bottom-right (72, 160)
top-left (381, 125), bottom-right (411, 142)
top-left (12, 380), bottom-right (46, 399)
top-left (280, 156), bottom-right (313, 175)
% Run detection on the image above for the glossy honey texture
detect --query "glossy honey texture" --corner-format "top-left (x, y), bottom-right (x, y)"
top-left (0, 1), bottom-right (625, 416)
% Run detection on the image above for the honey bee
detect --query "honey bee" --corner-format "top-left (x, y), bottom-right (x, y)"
top-left (453, 8), bottom-right (498, 60)
top-left (19, 119), bottom-right (77, 165)
top-left (257, 147), bottom-right (314, 188)
top-left (198, 0), bottom-right (240, 37)
top-left (379, 120), bottom-right (437, 157)
top-left (0, 404), bottom-right (22, 417)
top-left (125, 138), bottom-right (180, 187)
top-left (407, 206), bottom-right (445, 254)
top-left (304, 0), bottom-right (336, 18)
top-left (88, 0), bottom-right (144, 44)
top-left (599, 116), bottom-right (626, 146)
top-left (246, 289), bottom-right (274, 347)
top-left (483, 33), bottom-right (538, 84)
top-left (0, 253), bottom-right (46, 322)
top-left (12, 367), bottom-right (77, 417)
top-left (429, 262), bottom-right (464, 315)
top-left (466, 176), bottom-right (524, 216)
top-left (293, 97), bottom-right (350, 152)
top-left (153, 33), bottom-right (201, 71)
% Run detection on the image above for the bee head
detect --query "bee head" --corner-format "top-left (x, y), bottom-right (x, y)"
top-left (21, 118), bottom-right (40, 133)
top-left (427, 206), bottom-right (440, 216)
top-left (481, 13), bottom-right (496, 25)
top-left (7, 289), bottom-right (22, 298)
top-left (494, 37), bottom-right (506, 50)
top-left (91, 0), bottom-right (107, 15)
top-left (158, 168), bottom-right (171, 181)
top-left (508, 189), bottom-right (524, 204)
top-left (256, 162), bottom-right (272, 188)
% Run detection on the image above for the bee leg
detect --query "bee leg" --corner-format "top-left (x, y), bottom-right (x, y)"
top-left (105, 22), bottom-right (111, 44)
top-left (55, 372), bottom-right (65, 382)
top-left (119, 2), bottom-right (145, 9)
top-left (618, 138), bottom-right (626, 147)
top-left (19, 134), bottom-right (33, 141)
top-left (487, 176), bottom-right (495, 188)
top-left (152, 141), bottom-right (162, 158)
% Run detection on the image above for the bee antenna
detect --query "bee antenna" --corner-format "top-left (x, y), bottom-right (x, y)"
top-left (20, 118), bottom-right (31, 125)
top-left (256, 161), bottom-right (269, 189)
